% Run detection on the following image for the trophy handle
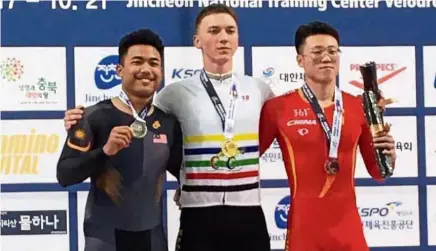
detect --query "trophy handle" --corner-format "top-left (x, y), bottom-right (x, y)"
top-left (360, 62), bottom-right (394, 179)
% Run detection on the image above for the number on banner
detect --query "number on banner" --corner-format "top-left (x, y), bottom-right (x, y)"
top-left (1, 0), bottom-right (16, 9)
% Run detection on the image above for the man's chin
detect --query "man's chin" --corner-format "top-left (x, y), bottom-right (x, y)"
top-left (213, 56), bottom-right (232, 65)
top-left (134, 88), bottom-right (155, 99)
top-left (314, 76), bottom-right (335, 85)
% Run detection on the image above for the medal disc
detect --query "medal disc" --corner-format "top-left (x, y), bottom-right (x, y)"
top-left (222, 140), bottom-right (238, 158)
top-left (130, 120), bottom-right (147, 138)
top-left (324, 159), bottom-right (339, 174)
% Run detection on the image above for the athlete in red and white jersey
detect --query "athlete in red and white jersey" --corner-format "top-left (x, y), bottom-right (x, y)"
top-left (259, 21), bottom-right (397, 251)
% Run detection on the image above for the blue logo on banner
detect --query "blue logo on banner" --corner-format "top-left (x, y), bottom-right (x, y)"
top-left (263, 67), bottom-right (275, 77)
top-left (94, 55), bottom-right (121, 90)
top-left (274, 195), bottom-right (291, 229)
top-left (171, 68), bottom-right (202, 79)
top-left (0, 210), bottom-right (68, 235)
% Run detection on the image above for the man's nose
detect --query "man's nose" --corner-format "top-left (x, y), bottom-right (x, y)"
top-left (140, 64), bottom-right (152, 75)
top-left (320, 53), bottom-right (333, 63)
top-left (218, 31), bottom-right (229, 44)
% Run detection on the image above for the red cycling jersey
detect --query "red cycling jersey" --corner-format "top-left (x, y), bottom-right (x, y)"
top-left (259, 89), bottom-right (388, 251)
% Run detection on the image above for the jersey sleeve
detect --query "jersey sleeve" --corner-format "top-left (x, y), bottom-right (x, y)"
top-left (56, 108), bottom-right (110, 187)
top-left (166, 119), bottom-right (183, 182)
top-left (357, 99), bottom-right (383, 181)
top-left (259, 99), bottom-right (279, 156)
top-left (154, 84), bottom-right (177, 115)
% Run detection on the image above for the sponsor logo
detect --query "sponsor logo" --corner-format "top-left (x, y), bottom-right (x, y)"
top-left (297, 128), bottom-right (309, 136)
top-left (263, 67), bottom-right (274, 78)
top-left (287, 119), bottom-right (317, 126)
top-left (0, 210), bottom-right (67, 235)
top-left (359, 201), bottom-right (415, 231)
top-left (94, 55), bottom-right (121, 90)
top-left (349, 63), bottom-right (406, 89)
top-left (171, 68), bottom-right (202, 79)
top-left (20, 77), bottom-right (58, 104)
top-left (359, 201), bottom-right (410, 217)
top-left (0, 57), bottom-right (24, 82)
top-left (262, 67), bottom-right (304, 83)
top-left (0, 57), bottom-right (58, 104)
top-left (293, 108), bottom-right (309, 117)
top-left (280, 72), bottom-right (304, 83)
top-left (274, 195), bottom-right (291, 229)
top-left (0, 129), bottom-right (60, 175)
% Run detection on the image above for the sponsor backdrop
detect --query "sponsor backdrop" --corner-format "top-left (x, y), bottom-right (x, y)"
top-left (1, 1), bottom-right (436, 251)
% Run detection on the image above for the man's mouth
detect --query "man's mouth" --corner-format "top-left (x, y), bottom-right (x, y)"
top-left (137, 77), bottom-right (153, 84)
top-left (217, 47), bottom-right (230, 51)
top-left (319, 66), bottom-right (334, 70)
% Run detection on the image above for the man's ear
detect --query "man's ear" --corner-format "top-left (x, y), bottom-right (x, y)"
top-left (297, 55), bottom-right (304, 68)
top-left (116, 64), bottom-right (123, 78)
top-left (193, 34), bottom-right (201, 49)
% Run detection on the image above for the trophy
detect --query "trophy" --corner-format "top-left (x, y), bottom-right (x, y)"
top-left (359, 61), bottom-right (394, 179)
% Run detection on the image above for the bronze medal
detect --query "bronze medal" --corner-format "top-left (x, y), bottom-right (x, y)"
top-left (324, 159), bottom-right (339, 174)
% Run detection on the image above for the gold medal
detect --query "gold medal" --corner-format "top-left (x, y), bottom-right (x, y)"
top-left (130, 120), bottom-right (147, 138)
top-left (221, 140), bottom-right (238, 158)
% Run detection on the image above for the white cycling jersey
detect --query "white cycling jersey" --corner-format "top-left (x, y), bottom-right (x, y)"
top-left (154, 71), bottom-right (273, 208)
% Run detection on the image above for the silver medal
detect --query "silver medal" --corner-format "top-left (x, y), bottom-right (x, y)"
top-left (130, 120), bottom-right (147, 138)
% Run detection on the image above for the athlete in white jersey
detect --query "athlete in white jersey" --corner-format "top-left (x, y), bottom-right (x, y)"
top-left (157, 72), bottom-right (271, 208)
top-left (154, 4), bottom-right (273, 251)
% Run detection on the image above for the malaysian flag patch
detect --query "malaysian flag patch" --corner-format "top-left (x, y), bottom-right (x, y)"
top-left (153, 134), bottom-right (168, 144)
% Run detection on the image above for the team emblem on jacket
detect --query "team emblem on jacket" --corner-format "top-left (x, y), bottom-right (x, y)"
top-left (67, 127), bottom-right (91, 152)
top-left (210, 140), bottom-right (245, 170)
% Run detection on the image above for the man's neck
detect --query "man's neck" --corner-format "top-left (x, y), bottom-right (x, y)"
top-left (128, 94), bottom-right (152, 113)
top-left (306, 78), bottom-right (336, 103)
top-left (203, 57), bottom-right (232, 74)
top-left (121, 88), bottom-right (153, 113)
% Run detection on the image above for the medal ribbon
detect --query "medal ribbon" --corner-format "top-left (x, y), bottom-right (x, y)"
top-left (200, 69), bottom-right (238, 140)
top-left (118, 89), bottom-right (149, 122)
top-left (301, 83), bottom-right (343, 161)
top-left (301, 83), bottom-right (343, 197)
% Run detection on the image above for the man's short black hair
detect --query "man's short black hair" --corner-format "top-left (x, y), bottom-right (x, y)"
top-left (294, 21), bottom-right (340, 54)
top-left (118, 28), bottom-right (164, 64)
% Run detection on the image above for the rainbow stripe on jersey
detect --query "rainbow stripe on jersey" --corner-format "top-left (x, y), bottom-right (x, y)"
top-left (182, 133), bottom-right (260, 191)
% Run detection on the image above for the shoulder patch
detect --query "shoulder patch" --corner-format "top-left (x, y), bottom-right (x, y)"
top-left (67, 126), bottom-right (92, 152)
